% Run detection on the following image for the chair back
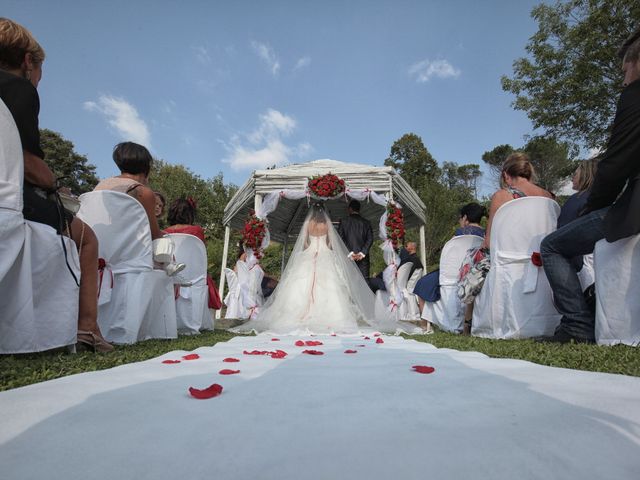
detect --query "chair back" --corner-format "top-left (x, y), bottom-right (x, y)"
top-left (395, 262), bottom-right (413, 290)
top-left (78, 191), bottom-right (153, 273)
top-left (166, 233), bottom-right (207, 283)
top-left (0, 100), bottom-right (23, 212)
top-left (406, 268), bottom-right (423, 291)
top-left (439, 235), bottom-right (484, 286)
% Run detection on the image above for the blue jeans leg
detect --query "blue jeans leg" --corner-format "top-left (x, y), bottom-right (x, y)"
top-left (540, 208), bottom-right (609, 339)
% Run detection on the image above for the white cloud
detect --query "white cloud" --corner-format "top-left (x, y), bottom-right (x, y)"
top-left (193, 45), bottom-right (211, 65)
top-left (251, 40), bottom-right (280, 75)
top-left (408, 59), bottom-right (461, 83)
top-left (222, 109), bottom-right (312, 170)
top-left (83, 95), bottom-right (151, 146)
top-left (293, 56), bottom-right (311, 71)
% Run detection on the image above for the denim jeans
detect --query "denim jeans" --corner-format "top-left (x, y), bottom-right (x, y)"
top-left (540, 207), bottom-right (609, 340)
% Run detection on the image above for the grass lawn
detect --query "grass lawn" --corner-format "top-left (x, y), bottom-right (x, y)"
top-left (1, 329), bottom-right (638, 392)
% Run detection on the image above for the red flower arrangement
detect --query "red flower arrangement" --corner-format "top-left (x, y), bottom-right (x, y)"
top-left (385, 204), bottom-right (405, 250)
top-left (242, 210), bottom-right (267, 259)
top-left (308, 173), bottom-right (346, 198)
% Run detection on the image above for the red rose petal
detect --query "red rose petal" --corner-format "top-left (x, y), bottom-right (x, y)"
top-left (344, 350), bottom-right (357, 354)
top-left (271, 350), bottom-right (288, 359)
top-left (302, 349), bottom-right (324, 355)
top-left (182, 354), bottom-right (200, 360)
top-left (188, 383), bottom-right (223, 399)
top-left (271, 338), bottom-right (280, 341)
top-left (412, 365), bottom-right (435, 374)
top-left (373, 333), bottom-right (381, 337)
top-left (330, 333), bottom-right (337, 336)
top-left (162, 359), bottom-right (181, 364)
top-left (219, 369), bottom-right (240, 375)
top-left (376, 338), bottom-right (384, 344)
top-left (363, 336), bottom-right (371, 340)
top-left (305, 340), bottom-right (324, 346)
top-left (295, 340), bottom-right (305, 347)
top-left (223, 357), bottom-right (240, 362)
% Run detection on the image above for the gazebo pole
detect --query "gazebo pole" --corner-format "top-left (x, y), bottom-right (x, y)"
top-left (216, 224), bottom-right (231, 320)
top-left (419, 224), bottom-right (427, 272)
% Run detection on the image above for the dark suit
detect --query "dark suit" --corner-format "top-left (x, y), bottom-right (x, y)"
top-left (584, 78), bottom-right (640, 241)
top-left (338, 213), bottom-right (373, 278)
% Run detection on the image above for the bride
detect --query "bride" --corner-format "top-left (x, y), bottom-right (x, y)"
top-left (236, 203), bottom-right (395, 334)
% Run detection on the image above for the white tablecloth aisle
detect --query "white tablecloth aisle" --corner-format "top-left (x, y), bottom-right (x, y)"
top-left (1, 334), bottom-right (639, 480)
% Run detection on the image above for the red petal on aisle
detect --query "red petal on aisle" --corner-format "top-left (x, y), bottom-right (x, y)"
top-left (295, 340), bottom-right (305, 347)
top-left (188, 383), bottom-right (223, 399)
top-left (182, 354), bottom-right (200, 360)
top-left (373, 333), bottom-right (381, 337)
top-left (363, 336), bottom-right (371, 340)
top-left (330, 333), bottom-right (337, 336)
top-left (219, 369), bottom-right (240, 375)
top-left (302, 350), bottom-right (324, 355)
top-left (162, 359), bottom-right (181, 364)
top-left (223, 358), bottom-right (240, 362)
top-left (271, 350), bottom-right (288, 359)
top-left (376, 338), bottom-right (384, 344)
top-left (344, 350), bottom-right (357, 354)
top-left (271, 338), bottom-right (280, 341)
top-left (412, 365), bottom-right (435, 374)
top-left (305, 340), bottom-right (323, 346)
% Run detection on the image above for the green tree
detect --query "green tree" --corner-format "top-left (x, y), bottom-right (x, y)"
top-left (384, 133), bottom-right (440, 189)
top-left (501, 0), bottom-right (640, 149)
top-left (39, 129), bottom-right (99, 194)
top-left (442, 162), bottom-right (482, 199)
top-left (481, 144), bottom-right (515, 181)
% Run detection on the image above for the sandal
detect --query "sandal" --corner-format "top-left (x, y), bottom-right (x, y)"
top-left (462, 318), bottom-right (472, 336)
top-left (76, 330), bottom-right (114, 353)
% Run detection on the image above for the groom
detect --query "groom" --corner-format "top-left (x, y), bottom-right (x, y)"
top-left (338, 200), bottom-right (373, 279)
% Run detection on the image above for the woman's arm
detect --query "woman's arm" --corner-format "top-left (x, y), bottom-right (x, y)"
top-left (132, 186), bottom-right (163, 240)
top-left (481, 190), bottom-right (510, 249)
top-left (23, 150), bottom-right (56, 190)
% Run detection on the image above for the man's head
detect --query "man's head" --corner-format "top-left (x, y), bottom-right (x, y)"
top-left (619, 28), bottom-right (640, 87)
top-left (405, 241), bottom-right (417, 255)
top-left (348, 199), bottom-right (361, 214)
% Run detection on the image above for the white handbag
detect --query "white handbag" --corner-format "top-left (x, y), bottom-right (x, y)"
top-left (152, 237), bottom-right (174, 264)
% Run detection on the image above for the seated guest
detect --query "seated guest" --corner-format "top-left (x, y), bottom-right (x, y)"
top-left (540, 29), bottom-right (640, 343)
top-left (164, 197), bottom-right (222, 309)
top-left (369, 241), bottom-right (423, 293)
top-left (414, 202), bottom-right (486, 333)
top-left (557, 158), bottom-right (598, 273)
top-left (0, 18), bottom-right (112, 352)
top-left (261, 275), bottom-right (279, 298)
top-left (94, 142), bottom-right (184, 276)
top-left (461, 153), bottom-right (553, 334)
top-left (154, 191), bottom-right (166, 227)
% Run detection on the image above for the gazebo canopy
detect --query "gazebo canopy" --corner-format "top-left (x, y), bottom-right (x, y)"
top-left (223, 159), bottom-right (426, 243)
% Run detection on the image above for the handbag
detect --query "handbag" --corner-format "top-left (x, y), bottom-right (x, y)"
top-left (457, 247), bottom-right (491, 304)
top-left (152, 237), bottom-right (175, 264)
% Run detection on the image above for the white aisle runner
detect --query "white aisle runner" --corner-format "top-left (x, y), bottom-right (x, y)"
top-left (1, 334), bottom-right (639, 480)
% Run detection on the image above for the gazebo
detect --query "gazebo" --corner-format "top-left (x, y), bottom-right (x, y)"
top-left (218, 159), bottom-right (427, 314)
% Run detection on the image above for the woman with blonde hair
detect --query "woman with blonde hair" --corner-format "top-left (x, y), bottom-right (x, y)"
top-left (557, 158), bottom-right (599, 228)
top-left (0, 18), bottom-right (112, 351)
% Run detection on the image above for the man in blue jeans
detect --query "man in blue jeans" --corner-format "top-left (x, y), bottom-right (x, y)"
top-left (540, 29), bottom-right (640, 343)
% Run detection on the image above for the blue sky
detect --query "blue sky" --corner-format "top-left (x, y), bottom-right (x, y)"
top-left (5, 0), bottom-right (544, 195)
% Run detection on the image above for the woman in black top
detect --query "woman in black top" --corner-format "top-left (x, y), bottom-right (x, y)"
top-left (0, 18), bottom-right (112, 352)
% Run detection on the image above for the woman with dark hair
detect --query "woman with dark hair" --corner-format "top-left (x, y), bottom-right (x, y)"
top-left (164, 197), bottom-right (221, 309)
top-left (413, 202), bottom-right (487, 332)
top-left (0, 17), bottom-right (112, 352)
top-left (154, 191), bottom-right (166, 223)
top-left (94, 142), bottom-right (163, 240)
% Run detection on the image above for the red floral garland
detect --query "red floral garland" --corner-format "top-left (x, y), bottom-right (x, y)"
top-left (242, 210), bottom-right (267, 259)
top-left (308, 173), bottom-right (346, 198)
top-left (385, 204), bottom-right (405, 250)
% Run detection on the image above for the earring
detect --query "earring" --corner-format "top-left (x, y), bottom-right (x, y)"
top-left (25, 70), bottom-right (31, 81)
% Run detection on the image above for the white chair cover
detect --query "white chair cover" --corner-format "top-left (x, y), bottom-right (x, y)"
top-left (0, 100), bottom-right (79, 353)
top-left (472, 197), bottom-right (561, 339)
top-left (167, 233), bottom-right (213, 334)
top-left (594, 235), bottom-right (640, 346)
top-left (77, 191), bottom-right (177, 344)
top-left (223, 267), bottom-right (242, 318)
top-left (399, 268), bottom-right (423, 320)
top-left (375, 262), bottom-right (413, 321)
top-left (423, 235), bottom-right (484, 333)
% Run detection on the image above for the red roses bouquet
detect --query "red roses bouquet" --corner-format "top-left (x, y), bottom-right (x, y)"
top-left (308, 173), bottom-right (346, 199)
top-left (242, 211), bottom-right (267, 259)
top-left (385, 204), bottom-right (405, 250)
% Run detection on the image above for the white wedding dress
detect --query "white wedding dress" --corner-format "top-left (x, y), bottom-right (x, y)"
top-left (235, 206), bottom-right (396, 335)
